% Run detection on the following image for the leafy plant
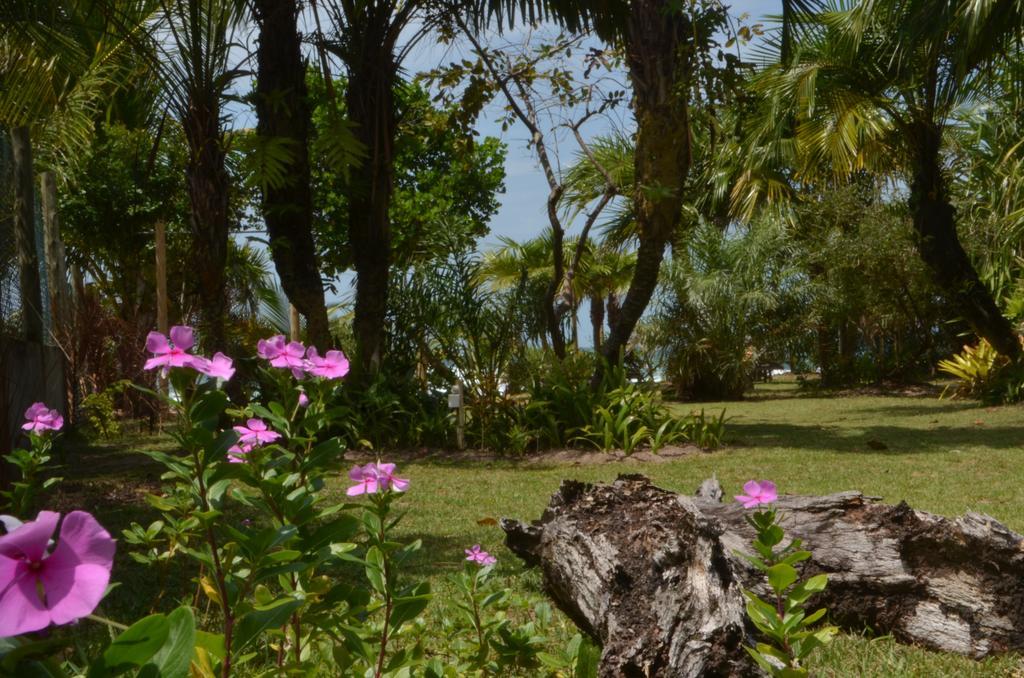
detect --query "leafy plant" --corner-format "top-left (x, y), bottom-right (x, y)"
top-left (734, 481), bottom-right (837, 676)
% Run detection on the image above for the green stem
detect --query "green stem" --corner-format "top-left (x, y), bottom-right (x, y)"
top-left (87, 614), bottom-right (129, 631)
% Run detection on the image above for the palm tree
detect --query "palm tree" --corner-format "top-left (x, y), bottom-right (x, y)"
top-left (137, 0), bottom-right (245, 351)
top-left (746, 0), bottom-right (1023, 357)
top-left (251, 0), bottom-right (332, 348)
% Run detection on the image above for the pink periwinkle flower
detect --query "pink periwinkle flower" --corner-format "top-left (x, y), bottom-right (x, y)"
top-left (374, 463), bottom-right (409, 493)
top-left (734, 480), bottom-right (778, 509)
top-left (345, 462), bottom-right (409, 497)
top-left (23, 402), bottom-right (63, 434)
top-left (465, 545), bottom-right (497, 566)
top-left (144, 325), bottom-right (196, 373)
top-left (257, 335), bottom-right (306, 379)
top-left (192, 352), bottom-right (236, 381)
top-left (0, 510), bottom-right (115, 637)
top-left (346, 464), bottom-right (380, 496)
top-left (304, 347), bottom-right (350, 380)
top-left (233, 419), bottom-right (281, 447)
top-left (227, 442), bottom-right (254, 463)
top-left (297, 392), bottom-right (309, 408)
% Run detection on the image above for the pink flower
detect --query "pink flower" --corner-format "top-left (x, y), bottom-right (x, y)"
top-left (735, 480), bottom-right (778, 508)
top-left (22, 402), bottom-right (63, 433)
top-left (304, 348), bottom-right (350, 380)
top-left (297, 392), bottom-right (309, 408)
top-left (464, 545), bottom-right (497, 566)
top-left (346, 464), bottom-right (380, 496)
top-left (0, 510), bottom-right (115, 637)
top-left (144, 325), bottom-right (196, 373)
top-left (192, 352), bottom-right (235, 381)
top-left (375, 463), bottom-right (409, 492)
top-left (257, 335), bottom-right (306, 379)
top-left (233, 419), bottom-right (281, 447)
top-left (227, 442), bottom-right (254, 463)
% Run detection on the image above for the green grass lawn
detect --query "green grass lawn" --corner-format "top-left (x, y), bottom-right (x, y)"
top-left (62, 384), bottom-right (1024, 676)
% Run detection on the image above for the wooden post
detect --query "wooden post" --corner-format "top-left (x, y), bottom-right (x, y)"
top-left (289, 304), bottom-right (301, 342)
top-left (449, 383), bottom-right (465, 450)
top-left (40, 171), bottom-right (69, 330)
top-left (11, 126), bottom-right (43, 343)
top-left (155, 220), bottom-right (168, 337)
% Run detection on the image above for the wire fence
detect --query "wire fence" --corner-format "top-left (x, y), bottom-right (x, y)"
top-left (0, 133), bottom-right (52, 343)
top-left (1, 130), bottom-right (63, 454)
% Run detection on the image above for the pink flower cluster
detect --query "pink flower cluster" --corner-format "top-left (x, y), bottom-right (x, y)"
top-left (0, 510), bottom-right (115, 637)
top-left (346, 462), bottom-right (409, 496)
top-left (228, 418), bottom-right (282, 463)
top-left (143, 326), bottom-right (235, 381)
top-left (735, 480), bottom-right (778, 508)
top-left (465, 544), bottom-right (497, 566)
top-left (257, 335), bottom-right (349, 381)
top-left (23, 402), bottom-right (63, 434)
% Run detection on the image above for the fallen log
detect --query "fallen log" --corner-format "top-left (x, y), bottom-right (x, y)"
top-left (502, 475), bottom-right (1024, 676)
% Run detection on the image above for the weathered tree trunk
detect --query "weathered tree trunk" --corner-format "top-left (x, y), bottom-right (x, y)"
top-left (504, 475), bottom-right (1024, 675)
top-left (253, 0), bottom-right (332, 349)
top-left (909, 119), bottom-right (1019, 358)
top-left (345, 35), bottom-right (397, 381)
top-left (504, 476), bottom-right (755, 676)
top-left (183, 93), bottom-right (230, 351)
top-left (597, 0), bottom-right (692, 382)
top-left (11, 126), bottom-right (43, 343)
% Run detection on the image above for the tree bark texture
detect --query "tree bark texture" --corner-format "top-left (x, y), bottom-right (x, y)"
top-left (503, 475), bottom-right (1024, 676)
top-left (599, 0), bottom-right (692, 374)
top-left (345, 28), bottom-right (397, 380)
top-left (183, 92), bottom-right (230, 351)
top-left (909, 120), bottom-right (1019, 358)
top-left (253, 0), bottom-right (332, 349)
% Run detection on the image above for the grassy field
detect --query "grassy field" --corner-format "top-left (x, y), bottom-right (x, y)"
top-left (61, 383), bottom-right (1024, 676)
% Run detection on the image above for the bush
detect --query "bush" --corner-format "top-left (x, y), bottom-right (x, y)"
top-left (938, 339), bottom-right (1024, 404)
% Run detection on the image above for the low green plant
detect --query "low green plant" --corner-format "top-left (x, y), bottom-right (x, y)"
top-left (2, 403), bottom-right (64, 516)
top-left (80, 381), bottom-right (129, 440)
top-left (683, 408), bottom-right (729, 449)
top-left (734, 480), bottom-right (837, 676)
top-left (938, 339), bottom-right (1024, 404)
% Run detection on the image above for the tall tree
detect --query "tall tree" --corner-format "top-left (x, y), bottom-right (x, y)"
top-left (591, 0), bottom-right (727, 381)
top-left (146, 0), bottom-right (244, 351)
top-left (747, 0), bottom-right (1023, 357)
top-left (251, 0), bottom-right (332, 349)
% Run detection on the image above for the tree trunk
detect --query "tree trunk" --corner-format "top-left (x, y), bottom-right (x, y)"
top-left (183, 94), bottom-right (230, 351)
top-left (503, 475), bottom-right (1024, 674)
top-left (597, 0), bottom-right (692, 381)
top-left (11, 126), bottom-right (43, 343)
top-left (346, 39), bottom-right (396, 380)
top-left (589, 293), bottom-right (604, 351)
top-left (909, 120), bottom-right (1019, 358)
top-left (253, 0), bottom-right (331, 349)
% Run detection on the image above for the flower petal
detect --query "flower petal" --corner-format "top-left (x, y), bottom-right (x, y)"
top-left (145, 331), bottom-right (169, 355)
top-left (169, 325), bottom-right (194, 351)
top-left (0, 511), bottom-right (59, 562)
top-left (0, 562), bottom-right (50, 637)
top-left (51, 511), bottom-right (116, 568)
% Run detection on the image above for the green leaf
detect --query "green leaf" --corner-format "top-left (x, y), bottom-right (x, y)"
top-left (233, 598), bottom-right (303, 654)
top-left (193, 631), bottom-right (226, 661)
top-left (767, 563), bottom-right (798, 594)
top-left (138, 606), bottom-right (196, 678)
top-left (574, 635), bottom-right (600, 678)
top-left (89, 614), bottom-right (170, 676)
top-left (365, 546), bottom-right (386, 593)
